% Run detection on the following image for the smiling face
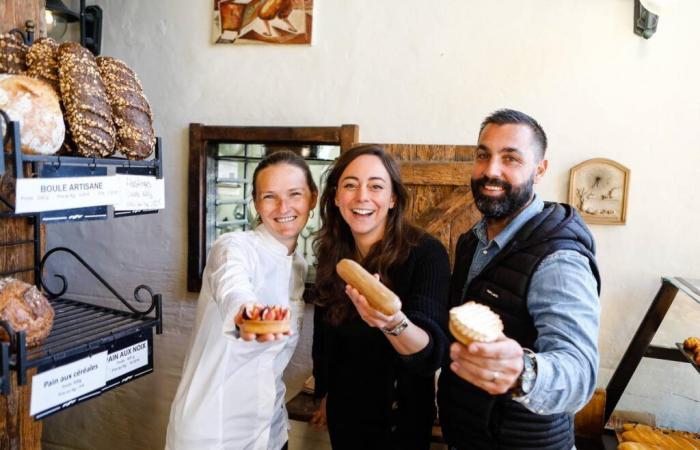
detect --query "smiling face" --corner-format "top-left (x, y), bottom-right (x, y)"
top-left (254, 163), bottom-right (317, 252)
top-left (334, 154), bottom-right (396, 253)
top-left (471, 123), bottom-right (548, 220)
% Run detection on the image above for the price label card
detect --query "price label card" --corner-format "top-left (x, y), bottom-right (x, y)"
top-left (113, 175), bottom-right (165, 211)
top-left (15, 176), bottom-right (120, 213)
top-left (39, 165), bottom-right (108, 222)
top-left (30, 352), bottom-right (107, 416)
top-left (106, 340), bottom-right (149, 381)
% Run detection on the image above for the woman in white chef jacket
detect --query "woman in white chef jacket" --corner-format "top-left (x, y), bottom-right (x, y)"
top-left (166, 150), bottom-right (318, 450)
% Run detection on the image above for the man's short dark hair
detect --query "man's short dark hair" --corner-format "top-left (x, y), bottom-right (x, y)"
top-left (479, 109), bottom-right (547, 159)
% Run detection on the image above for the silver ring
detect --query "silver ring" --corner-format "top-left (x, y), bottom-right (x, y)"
top-left (491, 371), bottom-right (500, 382)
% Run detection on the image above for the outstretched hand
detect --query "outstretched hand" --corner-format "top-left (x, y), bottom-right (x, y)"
top-left (449, 333), bottom-right (524, 395)
top-left (234, 305), bottom-right (293, 342)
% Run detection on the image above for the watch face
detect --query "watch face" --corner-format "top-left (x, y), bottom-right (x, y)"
top-left (383, 318), bottom-right (408, 336)
top-left (391, 321), bottom-right (408, 336)
top-left (521, 375), bottom-right (535, 394)
top-left (521, 353), bottom-right (537, 394)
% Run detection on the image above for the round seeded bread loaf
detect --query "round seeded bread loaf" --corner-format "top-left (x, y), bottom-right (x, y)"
top-left (0, 74), bottom-right (65, 155)
top-left (0, 278), bottom-right (54, 347)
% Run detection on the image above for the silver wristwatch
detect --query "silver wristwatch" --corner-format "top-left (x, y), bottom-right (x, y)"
top-left (382, 317), bottom-right (409, 336)
top-left (511, 348), bottom-right (537, 397)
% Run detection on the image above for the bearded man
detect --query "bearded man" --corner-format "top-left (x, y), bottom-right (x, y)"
top-left (437, 109), bottom-right (601, 450)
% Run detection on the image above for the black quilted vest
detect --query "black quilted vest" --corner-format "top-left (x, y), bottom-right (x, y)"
top-left (438, 202), bottom-right (600, 450)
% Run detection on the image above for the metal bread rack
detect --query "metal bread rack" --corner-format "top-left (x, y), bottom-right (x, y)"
top-left (0, 108), bottom-right (164, 417)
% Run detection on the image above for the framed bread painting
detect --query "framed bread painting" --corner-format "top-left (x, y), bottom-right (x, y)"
top-left (212, 0), bottom-right (314, 45)
top-left (568, 158), bottom-right (630, 225)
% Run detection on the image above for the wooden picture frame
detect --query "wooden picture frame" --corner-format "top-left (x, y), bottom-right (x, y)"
top-left (213, 0), bottom-right (314, 45)
top-left (568, 158), bottom-right (630, 225)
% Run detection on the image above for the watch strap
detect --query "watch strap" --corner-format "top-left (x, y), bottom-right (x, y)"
top-left (382, 317), bottom-right (409, 336)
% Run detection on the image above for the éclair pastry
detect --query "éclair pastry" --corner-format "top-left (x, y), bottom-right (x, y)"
top-left (336, 259), bottom-right (401, 315)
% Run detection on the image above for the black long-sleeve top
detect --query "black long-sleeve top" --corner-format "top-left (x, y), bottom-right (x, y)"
top-left (312, 234), bottom-right (450, 450)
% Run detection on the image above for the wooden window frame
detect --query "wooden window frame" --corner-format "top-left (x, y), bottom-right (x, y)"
top-left (187, 124), bottom-right (359, 292)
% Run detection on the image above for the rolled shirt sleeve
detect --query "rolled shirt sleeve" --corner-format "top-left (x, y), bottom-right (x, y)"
top-left (514, 249), bottom-right (600, 415)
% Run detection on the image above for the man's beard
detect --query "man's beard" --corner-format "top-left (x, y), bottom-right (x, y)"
top-left (471, 174), bottom-right (534, 219)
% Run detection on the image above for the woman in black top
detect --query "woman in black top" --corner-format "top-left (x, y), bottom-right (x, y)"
top-left (311, 145), bottom-right (450, 450)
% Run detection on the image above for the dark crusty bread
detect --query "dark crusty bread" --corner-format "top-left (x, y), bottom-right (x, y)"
top-left (0, 33), bottom-right (28, 74)
top-left (58, 42), bottom-right (115, 157)
top-left (26, 37), bottom-right (60, 93)
top-left (0, 278), bottom-right (54, 347)
top-left (96, 56), bottom-right (155, 159)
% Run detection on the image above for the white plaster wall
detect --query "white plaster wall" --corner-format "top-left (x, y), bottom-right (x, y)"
top-left (41, 0), bottom-right (700, 449)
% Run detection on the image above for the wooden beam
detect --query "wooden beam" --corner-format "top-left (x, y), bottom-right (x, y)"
top-left (0, 0), bottom-right (46, 36)
top-left (455, 146), bottom-right (476, 161)
top-left (198, 126), bottom-right (344, 145)
top-left (187, 123), bottom-right (205, 292)
top-left (1, 2), bottom-right (46, 447)
top-left (340, 124), bottom-right (359, 152)
top-left (414, 187), bottom-right (474, 234)
top-left (401, 161), bottom-right (472, 186)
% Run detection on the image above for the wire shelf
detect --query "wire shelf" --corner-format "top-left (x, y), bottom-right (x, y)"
top-left (22, 297), bottom-right (159, 370)
top-left (0, 109), bottom-right (163, 220)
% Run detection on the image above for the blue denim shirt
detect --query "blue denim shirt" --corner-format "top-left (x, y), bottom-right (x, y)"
top-left (466, 195), bottom-right (600, 415)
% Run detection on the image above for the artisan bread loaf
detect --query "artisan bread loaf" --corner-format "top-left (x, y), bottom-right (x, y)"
top-left (26, 37), bottom-right (60, 93)
top-left (58, 42), bottom-right (115, 157)
top-left (0, 278), bottom-right (54, 347)
top-left (0, 74), bottom-right (65, 155)
top-left (96, 56), bottom-right (155, 159)
top-left (0, 33), bottom-right (28, 74)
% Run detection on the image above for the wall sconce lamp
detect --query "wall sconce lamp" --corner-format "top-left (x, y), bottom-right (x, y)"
top-left (45, 0), bottom-right (103, 55)
top-left (634, 0), bottom-right (659, 38)
top-left (634, 0), bottom-right (679, 39)
top-left (45, 0), bottom-right (79, 41)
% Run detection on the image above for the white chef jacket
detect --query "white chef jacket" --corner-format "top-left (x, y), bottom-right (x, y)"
top-left (166, 225), bottom-right (307, 450)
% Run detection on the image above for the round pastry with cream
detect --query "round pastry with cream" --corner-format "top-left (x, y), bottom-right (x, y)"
top-left (449, 301), bottom-right (503, 346)
top-left (238, 303), bottom-right (291, 335)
